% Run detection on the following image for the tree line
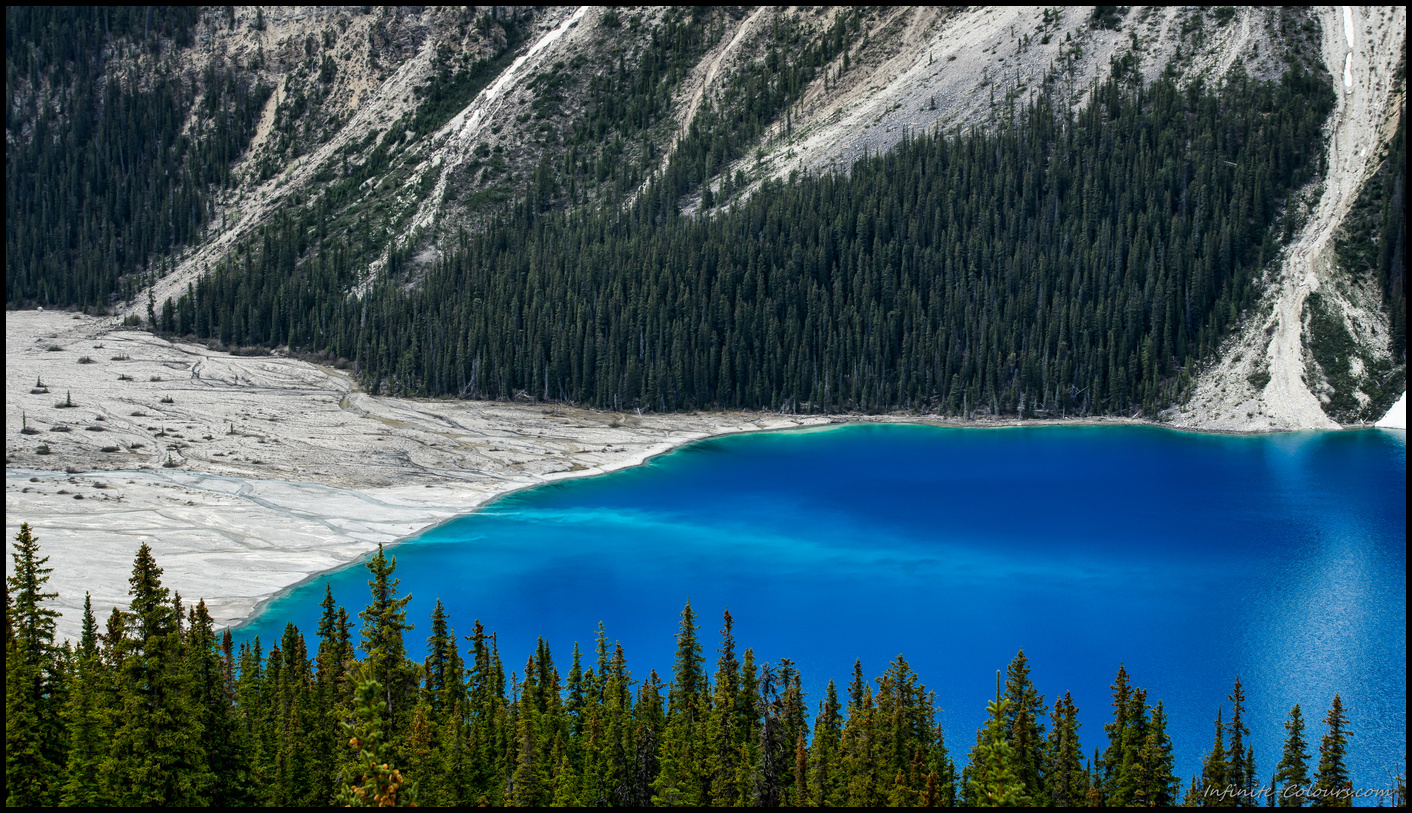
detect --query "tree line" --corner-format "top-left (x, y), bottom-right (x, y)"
top-left (8, 524), bottom-right (1389, 807)
top-left (173, 61), bottom-right (1333, 418)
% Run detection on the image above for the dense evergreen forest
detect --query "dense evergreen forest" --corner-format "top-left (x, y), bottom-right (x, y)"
top-left (173, 61), bottom-right (1333, 417)
top-left (8, 9), bottom-right (1406, 420)
top-left (7, 525), bottom-right (1393, 807)
top-left (5, 7), bottom-right (271, 308)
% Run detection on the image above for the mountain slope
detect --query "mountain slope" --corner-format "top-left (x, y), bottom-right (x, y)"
top-left (6, 6), bottom-right (1406, 429)
top-left (1173, 6), bottom-right (1405, 429)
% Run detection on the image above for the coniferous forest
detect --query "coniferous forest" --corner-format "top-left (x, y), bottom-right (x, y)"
top-left (5, 8), bottom-right (270, 308)
top-left (175, 64), bottom-right (1334, 417)
top-left (8, 4), bottom-right (1358, 418)
top-left (7, 525), bottom-right (1393, 807)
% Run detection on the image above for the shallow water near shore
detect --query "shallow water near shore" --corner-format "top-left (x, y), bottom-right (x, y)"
top-left (237, 424), bottom-right (1406, 796)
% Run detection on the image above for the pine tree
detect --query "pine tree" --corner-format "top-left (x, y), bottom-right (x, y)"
top-left (1272, 703), bottom-right (1310, 807)
top-left (1311, 694), bottom-right (1352, 807)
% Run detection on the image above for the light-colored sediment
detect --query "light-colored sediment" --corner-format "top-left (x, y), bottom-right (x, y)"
top-left (1171, 6), bottom-right (1406, 431)
top-left (6, 310), bottom-right (830, 639)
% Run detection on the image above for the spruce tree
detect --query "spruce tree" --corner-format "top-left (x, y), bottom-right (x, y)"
top-left (841, 659), bottom-right (884, 806)
top-left (107, 542), bottom-right (211, 805)
top-left (1273, 703), bottom-right (1310, 807)
top-left (1145, 700), bottom-right (1180, 807)
top-left (337, 677), bottom-right (415, 806)
top-left (6, 523), bottom-right (63, 806)
top-left (1201, 707), bottom-right (1232, 807)
top-left (1002, 649), bottom-right (1046, 799)
top-left (809, 679), bottom-right (844, 806)
top-left (313, 583), bottom-right (353, 804)
top-left (1228, 676), bottom-right (1255, 805)
top-left (60, 594), bottom-right (112, 806)
top-left (1096, 663), bottom-right (1132, 804)
top-left (1311, 694), bottom-right (1352, 807)
top-left (188, 599), bottom-right (248, 806)
top-left (705, 609), bottom-right (742, 804)
top-left (966, 671), bottom-right (1032, 806)
top-left (1044, 691), bottom-right (1088, 806)
top-left (357, 544), bottom-right (417, 731)
top-left (652, 602), bottom-right (707, 806)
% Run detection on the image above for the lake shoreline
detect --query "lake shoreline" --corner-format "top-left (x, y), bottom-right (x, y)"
top-left (6, 308), bottom-right (1401, 641)
top-left (234, 419), bottom-right (1407, 800)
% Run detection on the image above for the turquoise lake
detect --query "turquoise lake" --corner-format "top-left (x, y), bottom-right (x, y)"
top-left (237, 424), bottom-right (1407, 795)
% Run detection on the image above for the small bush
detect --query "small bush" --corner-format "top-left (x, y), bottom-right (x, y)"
top-left (36, 445), bottom-right (51, 455)
top-left (21, 426), bottom-right (40, 435)
top-left (160, 395), bottom-right (175, 404)
top-left (77, 356), bottom-right (95, 364)
top-left (131, 411), bottom-right (147, 417)
top-left (50, 425), bottom-right (71, 432)
top-left (45, 345), bottom-right (62, 351)
top-left (150, 376), bottom-right (162, 382)
top-left (118, 374), bottom-right (133, 381)
top-left (101, 446), bottom-right (120, 453)
top-left (84, 425), bottom-right (105, 432)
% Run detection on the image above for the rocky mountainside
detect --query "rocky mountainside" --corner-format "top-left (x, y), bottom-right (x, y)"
top-left (6, 6), bottom-right (1406, 429)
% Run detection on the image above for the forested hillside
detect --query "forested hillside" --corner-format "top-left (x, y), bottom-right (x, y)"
top-left (4, 6), bottom-right (1405, 425)
top-left (8, 525), bottom-right (1388, 807)
top-left (5, 8), bottom-right (270, 308)
top-left (180, 65), bottom-right (1332, 417)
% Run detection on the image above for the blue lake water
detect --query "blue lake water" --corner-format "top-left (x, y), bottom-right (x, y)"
top-left (237, 424), bottom-right (1406, 796)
